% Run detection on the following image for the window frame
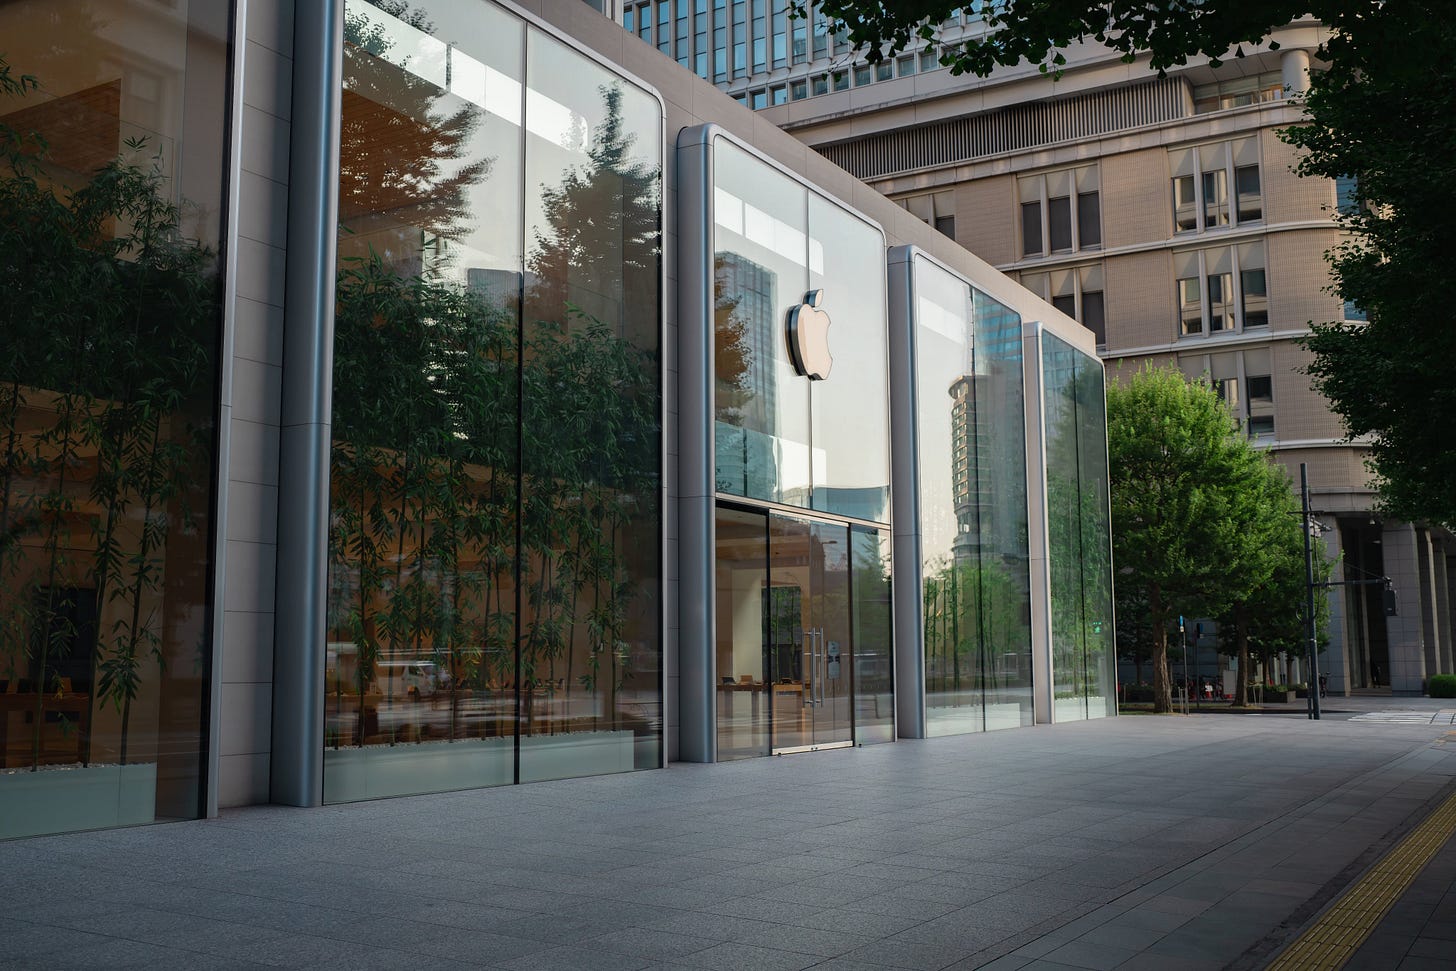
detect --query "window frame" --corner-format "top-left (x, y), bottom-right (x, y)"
top-left (1018, 166), bottom-right (1101, 259)
top-left (1171, 139), bottom-right (1263, 234)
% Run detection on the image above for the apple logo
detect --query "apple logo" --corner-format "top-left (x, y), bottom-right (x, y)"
top-left (787, 289), bottom-right (833, 381)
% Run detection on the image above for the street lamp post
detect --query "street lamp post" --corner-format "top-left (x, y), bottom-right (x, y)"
top-left (1301, 463), bottom-right (1322, 721)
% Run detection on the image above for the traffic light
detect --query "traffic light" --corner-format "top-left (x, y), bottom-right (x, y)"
top-left (1383, 580), bottom-right (1398, 617)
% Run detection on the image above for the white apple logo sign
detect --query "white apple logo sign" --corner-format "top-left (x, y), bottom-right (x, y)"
top-left (787, 289), bottom-right (833, 381)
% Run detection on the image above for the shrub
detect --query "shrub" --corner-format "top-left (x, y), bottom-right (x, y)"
top-left (1429, 674), bottom-right (1456, 698)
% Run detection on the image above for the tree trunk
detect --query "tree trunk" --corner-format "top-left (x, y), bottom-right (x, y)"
top-left (1150, 585), bottom-right (1172, 713)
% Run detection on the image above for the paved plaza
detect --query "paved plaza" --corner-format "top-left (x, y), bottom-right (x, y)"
top-left (2, 699), bottom-right (1455, 970)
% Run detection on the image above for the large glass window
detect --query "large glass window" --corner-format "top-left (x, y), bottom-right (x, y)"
top-left (912, 257), bottom-right (1033, 735)
top-left (327, 0), bottom-right (662, 802)
top-left (0, 0), bottom-right (229, 838)
top-left (712, 138), bottom-right (889, 524)
top-left (1042, 334), bottom-right (1115, 721)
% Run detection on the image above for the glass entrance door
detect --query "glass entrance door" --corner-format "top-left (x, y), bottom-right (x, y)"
top-left (767, 514), bottom-right (853, 752)
top-left (715, 506), bottom-right (877, 759)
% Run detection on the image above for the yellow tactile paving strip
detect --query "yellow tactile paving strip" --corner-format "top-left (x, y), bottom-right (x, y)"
top-left (1268, 788), bottom-right (1456, 970)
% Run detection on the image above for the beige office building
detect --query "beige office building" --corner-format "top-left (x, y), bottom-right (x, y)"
top-left (611, 4), bottom-right (1456, 695)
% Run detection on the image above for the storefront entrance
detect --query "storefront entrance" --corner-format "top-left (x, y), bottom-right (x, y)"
top-left (714, 504), bottom-right (889, 759)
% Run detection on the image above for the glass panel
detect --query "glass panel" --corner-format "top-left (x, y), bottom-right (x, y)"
top-left (1202, 168), bottom-right (1229, 227)
top-left (1052, 293), bottom-right (1076, 318)
top-left (1235, 165), bottom-right (1261, 222)
top-left (1048, 195), bottom-right (1073, 252)
top-left (851, 526), bottom-right (894, 744)
top-left (808, 194), bottom-right (890, 524)
top-left (0, 0), bottom-right (228, 838)
top-left (1042, 334), bottom-right (1117, 720)
top-left (715, 507), bottom-right (770, 760)
top-left (1082, 290), bottom-right (1106, 345)
top-left (1208, 271), bottom-right (1234, 331)
top-left (328, 1), bottom-right (662, 801)
top-left (1179, 277), bottom-right (1203, 335)
top-left (767, 514), bottom-right (852, 750)
top-left (1241, 268), bottom-right (1268, 328)
top-left (1077, 191), bottom-right (1101, 247)
top-left (912, 258), bottom-right (1032, 736)
top-left (1173, 175), bottom-right (1197, 232)
top-left (330, 0), bottom-right (525, 801)
top-left (1021, 201), bottom-right (1042, 256)
top-left (713, 138), bottom-right (811, 506)
top-left (519, 27), bottom-right (662, 783)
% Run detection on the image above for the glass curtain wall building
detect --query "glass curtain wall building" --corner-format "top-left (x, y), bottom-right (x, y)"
top-left (0, 0), bottom-right (1113, 840)
top-left (1041, 334), bottom-right (1117, 720)
top-left (892, 252), bottom-right (1034, 737)
top-left (324, 0), bottom-right (663, 802)
top-left (0, 0), bottom-right (230, 839)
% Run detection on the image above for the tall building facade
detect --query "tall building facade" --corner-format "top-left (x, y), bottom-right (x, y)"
top-left (610, 1), bottom-right (1456, 697)
top-left (0, 0), bottom-right (1111, 840)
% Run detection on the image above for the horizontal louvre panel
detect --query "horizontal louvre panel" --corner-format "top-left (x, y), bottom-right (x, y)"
top-left (817, 77), bottom-right (1187, 179)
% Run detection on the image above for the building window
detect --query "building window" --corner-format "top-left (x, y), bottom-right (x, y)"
top-left (1174, 242), bottom-right (1268, 338)
top-left (897, 54), bottom-right (916, 77)
top-left (1179, 348), bottom-right (1275, 440)
top-left (854, 63), bottom-right (871, 85)
top-left (750, 88), bottom-right (767, 109)
top-left (901, 190), bottom-right (956, 239)
top-left (770, 84), bottom-right (787, 105)
top-left (1018, 166), bottom-right (1100, 258)
top-left (832, 70), bottom-right (849, 91)
top-left (1192, 71), bottom-right (1285, 113)
top-left (1344, 299), bottom-right (1368, 322)
top-left (811, 74), bottom-right (828, 95)
top-left (920, 48), bottom-right (939, 71)
top-left (790, 79), bottom-right (807, 100)
top-left (1022, 264), bottom-right (1107, 346)
top-left (875, 60), bottom-right (893, 82)
top-left (1170, 139), bottom-right (1262, 233)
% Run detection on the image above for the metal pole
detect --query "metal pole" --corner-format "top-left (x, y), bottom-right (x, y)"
top-left (1301, 463), bottom-right (1321, 720)
top-left (1180, 615), bottom-right (1189, 714)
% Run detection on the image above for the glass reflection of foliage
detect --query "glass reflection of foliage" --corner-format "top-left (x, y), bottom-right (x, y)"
top-left (327, 52), bottom-right (660, 752)
top-left (1043, 337), bottom-right (1115, 712)
top-left (528, 83), bottom-right (659, 329)
top-left (340, 1), bottom-right (490, 263)
top-left (923, 560), bottom-right (1029, 698)
top-left (0, 62), bottom-right (216, 769)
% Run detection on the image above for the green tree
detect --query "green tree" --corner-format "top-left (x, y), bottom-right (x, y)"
top-left (1213, 458), bottom-right (1330, 706)
top-left (803, 0), bottom-right (1456, 526)
top-left (1107, 366), bottom-right (1289, 713)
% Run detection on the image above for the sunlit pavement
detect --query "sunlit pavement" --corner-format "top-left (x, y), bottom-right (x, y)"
top-left (2, 704), bottom-right (1454, 969)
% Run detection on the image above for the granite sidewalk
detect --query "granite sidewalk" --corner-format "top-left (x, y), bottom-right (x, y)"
top-left (3, 701), bottom-right (1455, 970)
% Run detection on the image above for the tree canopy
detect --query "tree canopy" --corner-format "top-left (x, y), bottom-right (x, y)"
top-left (806, 0), bottom-right (1455, 526)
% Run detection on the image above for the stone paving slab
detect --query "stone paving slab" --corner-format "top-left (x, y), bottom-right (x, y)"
top-left (3, 711), bottom-right (1456, 969)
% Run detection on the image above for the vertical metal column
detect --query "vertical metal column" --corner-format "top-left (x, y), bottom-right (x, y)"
top-left (271, 0), bottom-right (344, 806)
top-left (1302, 463), bottom-right (1322, 720)
top-left (886, 247), bottom-right (925, 739)
top-left (675, 127), bottom-right (717, 763)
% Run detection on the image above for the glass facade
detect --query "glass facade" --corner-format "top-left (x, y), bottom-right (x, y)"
top-left (707, 134), bottom-right (893, 758)
top-left (911, 257), bottom-right (1034, 735)
top-left (712, 139), bottom-right (889, 524)
top-left (1041, 333), bottom-right (1116, 720)
top-left (326, 0), bottom-right (663, 801)
top-left (0, 0), bottom-right (231, 838)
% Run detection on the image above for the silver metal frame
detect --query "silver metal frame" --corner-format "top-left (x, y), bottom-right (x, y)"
top-left (1023, 321), bottom-right (1055, 724)
top-left (886, 246), bottom-right (925, 739)
top-left (271, 0), bottom-right (344, 807)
